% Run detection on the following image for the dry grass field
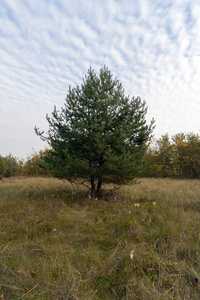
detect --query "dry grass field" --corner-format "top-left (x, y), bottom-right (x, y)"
top-left (0, 177), bottom-right (200, 299)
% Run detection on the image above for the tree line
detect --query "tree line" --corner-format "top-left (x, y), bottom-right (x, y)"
top-left (0, 150), bottom-right (50, 179)
top-left (1, 131), bottom-right (200, 181)
top-left (143, 132), bottom-right (200, 179)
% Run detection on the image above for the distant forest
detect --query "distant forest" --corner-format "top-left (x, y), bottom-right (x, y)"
top-left (143, 132), bottom-right (200, 179)
top-left (1, 132), bottom-right (200, 180)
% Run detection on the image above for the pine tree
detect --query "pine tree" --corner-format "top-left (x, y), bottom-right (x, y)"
top-left (35, 66), bottom-right (155, 197)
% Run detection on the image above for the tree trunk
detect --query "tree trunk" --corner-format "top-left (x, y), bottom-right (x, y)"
top-left (90, 176), bottom-right (95, 198)
top-left (96, 178), bottom-right (102, 198)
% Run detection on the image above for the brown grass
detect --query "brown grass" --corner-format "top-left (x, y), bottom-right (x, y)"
top-left (0, 177), bottom-right (200, 299)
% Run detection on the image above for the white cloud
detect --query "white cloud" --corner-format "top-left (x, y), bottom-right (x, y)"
top-left (0, 0), bottom-right (200, 158)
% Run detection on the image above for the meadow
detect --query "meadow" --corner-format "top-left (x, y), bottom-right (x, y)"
top-left (0, 177), bottom-right (200, 299)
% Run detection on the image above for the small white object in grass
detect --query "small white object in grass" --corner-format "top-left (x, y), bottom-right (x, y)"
top-left (134, 203), bottom-right (140, 207)
top-left (53, 229), bottom-right (57, 232)
top-left (130, 250), bottom-right (134, 260)
top-left (152, 202), bottom-right (156, 205)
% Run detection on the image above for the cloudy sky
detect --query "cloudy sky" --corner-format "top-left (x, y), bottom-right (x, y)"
top-left (1, 0), bottom-right (200, 158)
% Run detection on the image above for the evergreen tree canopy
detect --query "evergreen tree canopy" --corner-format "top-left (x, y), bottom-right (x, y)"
top-left (35, 66), bottom-right (155, 197)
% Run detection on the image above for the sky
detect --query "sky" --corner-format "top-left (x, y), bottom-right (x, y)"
top-left (1, 0), bottom-right (200, 159)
